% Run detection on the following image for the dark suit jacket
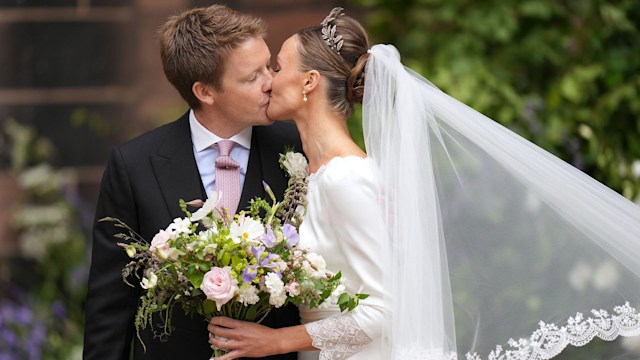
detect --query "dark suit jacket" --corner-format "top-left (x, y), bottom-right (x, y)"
top-left (84, 113), bottom-right (302, 359)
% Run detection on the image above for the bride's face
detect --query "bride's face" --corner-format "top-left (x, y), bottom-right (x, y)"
top-left (267, 35), bottom-right (307, 120)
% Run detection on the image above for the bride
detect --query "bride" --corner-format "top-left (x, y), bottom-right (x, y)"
top-left (207, 7), bottom-right (640, 359)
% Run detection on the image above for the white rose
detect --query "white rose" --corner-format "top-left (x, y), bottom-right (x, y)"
top-left (282, 152), bottom-right (308, 176)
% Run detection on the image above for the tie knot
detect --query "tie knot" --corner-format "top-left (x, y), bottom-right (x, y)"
top-left (216, 140), bottom-right (239, 170)
top-left (217, 139), bottom-right (236, 156)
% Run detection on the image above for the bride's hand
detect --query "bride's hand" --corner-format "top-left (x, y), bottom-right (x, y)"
top-left (208, 316), bottom-right (280, 359)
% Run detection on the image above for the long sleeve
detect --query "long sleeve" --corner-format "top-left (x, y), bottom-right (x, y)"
top-left (301, 157), bottom-right (387, 359)
top-left (83, 147), bottom-right (140, 360)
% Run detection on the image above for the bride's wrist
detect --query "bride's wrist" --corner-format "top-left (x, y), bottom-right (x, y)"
top-left (272, 328), bottom-right (287, 355)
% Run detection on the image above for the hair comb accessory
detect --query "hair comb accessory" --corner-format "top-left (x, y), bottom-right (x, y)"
top-left (321, 7), bottom-right (345, 53)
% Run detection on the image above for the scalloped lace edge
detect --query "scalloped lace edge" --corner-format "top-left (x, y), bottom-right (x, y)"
top-left (395, 302), bottom-right (640, 360)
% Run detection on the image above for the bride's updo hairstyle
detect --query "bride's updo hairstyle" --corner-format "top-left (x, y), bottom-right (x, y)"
top-left (296, 7), bottom-right (370, 117)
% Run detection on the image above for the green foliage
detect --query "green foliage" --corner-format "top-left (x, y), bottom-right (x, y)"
top-left (352, 0), bottom-right (640, 201)
top-left (1, 120), bottom-right (88, 359)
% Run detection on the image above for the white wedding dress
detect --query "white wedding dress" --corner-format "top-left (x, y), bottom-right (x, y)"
top-left (298, 155), bottom-right (387, 360)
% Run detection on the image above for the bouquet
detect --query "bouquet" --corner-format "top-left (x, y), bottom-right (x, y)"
top-left (103, 151), bottom-right (367, 357)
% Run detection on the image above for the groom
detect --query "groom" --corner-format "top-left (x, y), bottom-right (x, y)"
top-left (83, 5), bottom-right (301, 360)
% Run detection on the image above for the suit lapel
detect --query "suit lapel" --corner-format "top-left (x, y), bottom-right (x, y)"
top-left (246, 126), bottom-right (290, 206)
top-left (238, 128), bottom-right (265, 212)
top-left (151, 114), bottom-right (206, 220)
top-left (238, 126), bottom-right (290, 212)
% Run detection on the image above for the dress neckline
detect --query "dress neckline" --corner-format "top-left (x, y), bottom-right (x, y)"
top-left (307, 155), bottom-right (368, 183)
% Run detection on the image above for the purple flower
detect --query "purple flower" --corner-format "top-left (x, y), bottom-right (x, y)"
top-left (281, 224), bottom-right (299, 248)
top-left (30, 322), bottom-right (46, 344)
top-left (251, 246), bottom-right (275, 266)
top-left (242, 266), bottom-right (258, 283)
top-left (15, 306), bottom-right (32, 325)
top-left (0, 328), bottom-right (17, 348)
top-left (260, 225), bottom-right (276, 248)
top-left (0, 304), bottom-right (13, 323)
top-left (250, 245), bottom-right (265, 261)
top-left (51, 301), bottom-right (66, 320)
top-left (249, 246), bottom-right (281, 277)
top-left (27, 324), bottom-right (45, 360)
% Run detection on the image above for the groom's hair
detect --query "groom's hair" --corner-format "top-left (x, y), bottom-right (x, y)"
top-left (158, 5), bottom-right (266, 110)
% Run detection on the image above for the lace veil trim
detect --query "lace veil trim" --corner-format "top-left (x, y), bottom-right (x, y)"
top-left (476, 302), bottom-right (640, 360)
top-left (387, 303), bottom-right (640, 360)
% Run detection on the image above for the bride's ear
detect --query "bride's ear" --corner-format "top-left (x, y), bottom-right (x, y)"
top-left (303, 70), bottom-right (321, 95)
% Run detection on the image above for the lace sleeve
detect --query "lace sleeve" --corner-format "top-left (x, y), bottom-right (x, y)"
top-left (304, 313), bottom-right (373, 360)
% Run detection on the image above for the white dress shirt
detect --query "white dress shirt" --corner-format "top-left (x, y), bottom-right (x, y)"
top-left (189, 110), bottom-right (252, 196)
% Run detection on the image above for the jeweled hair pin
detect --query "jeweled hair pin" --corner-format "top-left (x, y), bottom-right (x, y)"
top-left (321, 7), bottom-right (345, 54)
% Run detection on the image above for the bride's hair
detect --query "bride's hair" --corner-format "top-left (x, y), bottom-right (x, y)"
top-left (296, 8), bottom-right (370, 117)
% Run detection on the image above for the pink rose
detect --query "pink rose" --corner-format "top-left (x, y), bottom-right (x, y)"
top-left (149, 230), bottom-right (171, 253)
top-left (201, 266), bottom-right (238, 311)
top-left (150, 230), bottom-right (180, 260)
top-left (286, 281), bottom-right (300, 297)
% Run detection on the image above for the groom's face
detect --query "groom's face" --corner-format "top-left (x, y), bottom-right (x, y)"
top-left (212, 36), bottom-right (274, 128)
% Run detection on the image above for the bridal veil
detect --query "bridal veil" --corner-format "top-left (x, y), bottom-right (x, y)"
top-left (363, 44), bottom-right (640, 359)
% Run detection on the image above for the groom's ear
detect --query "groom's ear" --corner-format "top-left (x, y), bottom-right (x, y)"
top-left (192, 81), bottom-right (216, 106)
top-left (303, 70), bottom-right (321, 94)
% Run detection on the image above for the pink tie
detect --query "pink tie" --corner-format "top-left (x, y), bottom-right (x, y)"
top-left (215, 140), bottom-right (240, 216)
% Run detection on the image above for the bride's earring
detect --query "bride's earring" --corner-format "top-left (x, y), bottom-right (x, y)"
top-left (303, 90), bottom-right (308, 102)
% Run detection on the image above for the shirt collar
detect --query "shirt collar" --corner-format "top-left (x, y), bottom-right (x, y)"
top-left (189, 109), bottom-right (253, 152)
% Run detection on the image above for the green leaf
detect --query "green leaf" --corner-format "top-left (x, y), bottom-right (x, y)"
top-left (202, 299), bottom-right (217, 317)
top-left (348, 299), bottom-right (358, 311)
top-left (188, 267), bottom-right (204, 288)
top-left (231, 256), bottom-right (243, 269)
top-left (337, 293), bottom-right (350, 306)
top-left (328, 271), bottom-right (342, 282)
top-left (319, 289), bottom-right (330, 300)
top-left (246, 304), bottom-right (258, 320)
top-left (221, 252), bottom-right (231, 267)
top-left (339, 303), bottom-right (348, 312)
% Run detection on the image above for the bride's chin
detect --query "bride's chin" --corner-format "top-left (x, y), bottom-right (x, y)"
top-left (266, 108), bottom-right (285, 121)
